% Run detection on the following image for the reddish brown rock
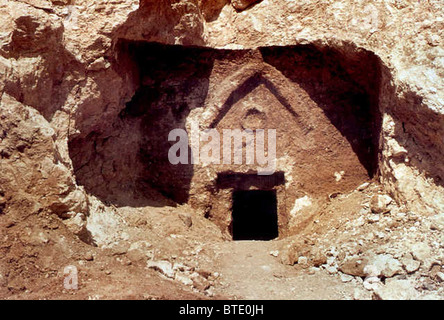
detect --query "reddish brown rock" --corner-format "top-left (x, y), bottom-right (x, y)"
top-left (231, 0), bottom-right (261, 11)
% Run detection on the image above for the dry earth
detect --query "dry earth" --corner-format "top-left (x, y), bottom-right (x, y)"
top-left (2, 182), bottom-right (443, 300)
top-left (0, 0), bottom-right (443, 300)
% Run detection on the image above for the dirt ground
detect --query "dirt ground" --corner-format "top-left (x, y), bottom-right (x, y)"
top-left (2, 181), bottom-right (442, 300)
top-left (0, 228), bottom-right (360, 300)
top-left (204, 240), bottom-right (359, 300)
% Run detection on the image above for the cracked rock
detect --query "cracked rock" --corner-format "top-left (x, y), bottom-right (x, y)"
top-left (147, 260), bottom-right (175, 279)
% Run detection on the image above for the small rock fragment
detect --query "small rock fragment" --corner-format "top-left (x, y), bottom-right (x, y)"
top-left (175, 273), bottom-right (193, 286)
top-left (178, 212), bottom-right (193, 228)
top-left (430, 213), bottom-right (444, 231)
top-left (311, 249), bottom-right (327, 267)
top-left (363, 275), bottom-right (381, 291)
top-left (127, 249), bottom-right (146, 263)
top-left (340, 273), bottom-right (354, 283)
top-left (325, 265), bottom-right (338, 274)
top-left (269, 250), bottom-right (279, 257)
top-left (401, 254), bottom-right (421, 273)
top-left (368, 215), bottom-right (380, 223)
top-left (279, 247), bottom-right (296, 265)
top-left (410, 243), bottom-right (432, 263)
top-left (339, 256), bottom-right (368, 277)
top-left (84, 252), bottom-right (94, 261)
top-left (147, 260), bottom-right (175, 279)
top-left (371, 194), bottom-right (393, 214)
top-left (357, 182), bottom-right (370, 191)
top-left (297, 256), bottom-right (309, 268)
top-left (373, 279), bottom-right (419, 300)
top-left (365, 254), bottom-right (403, 278)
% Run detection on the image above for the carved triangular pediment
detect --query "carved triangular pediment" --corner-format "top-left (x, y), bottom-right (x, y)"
top-left (202, 65), bottom-right (315, 130)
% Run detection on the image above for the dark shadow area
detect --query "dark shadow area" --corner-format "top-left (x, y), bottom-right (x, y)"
top-left (232, 190), bottom-right (278, 241)
top-left (119, 42), bottom-right (217, 204)
top-left (260, 45), bottom-right (382, 177)
top-left (69, 41), bottom-right (222, 207)
top-left (216, 171), bottom-right (285, 190)
top-left (390, 90), bottom-right (444, 189)
top-left (69, 41), bottom-right (388, 209)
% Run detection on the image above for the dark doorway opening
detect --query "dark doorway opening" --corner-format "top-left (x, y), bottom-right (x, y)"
top-left (232, 190), bottom-right (278, 241)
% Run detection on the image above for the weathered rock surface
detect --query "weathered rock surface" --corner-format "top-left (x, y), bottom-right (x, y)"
top-left (430, 213), bottom-right (444, 231)
top-left (365, 254), bottom-right (403, 278)
top-left (401, 254), bottom-right (421, 274)
top-left (411, 243), bottom-right (432, 265)
top-left (339, 256), bottom-right (368, 277)
top-left (147, 260), bottom-right (175, 279)
top-left (1, 0), bottom-right (443, 300)
top-left (1, 0), bottom-right (442, 239)
top-left (0, 0), bottom-right (442, 228)
top-left (373, 279), bottom-right (419, 300)
top-left (370, 195), bottom-right (393, 214)
top-left (231, 0), bottom-right (260, 11)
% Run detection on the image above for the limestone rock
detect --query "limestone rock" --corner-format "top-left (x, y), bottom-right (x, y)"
top-left (371, 195), bottom-right (393, 214)
top-left (64, 213), bottom-right (87, 239)
top-left (340, 273), bottom-right (354, 283)
top-left (325, 265), bottom-right (338, 275)
top-left (147, 260), bottom-right (175, 279)
top-left (311, 248), bottom-right (328, 267)
top-left (297, 256), bottom-right (309, 268)
top-left (111, 242), bottom-right (130, 256)
top-left (269, 250), bottom-right (279, 257)
top-left (363, 276), bottom-right (382, 291)
top-left (430, 213), bottom-right (444, 231)
top-left (365, 254), bottom-right (403, 278)
top-left (178, 212), bottom-right (193, 228)
top-left (88, 57), bottom-right (110, 71)
top-left (339, 256), bottom-right (369, 277)
top-left (368, 215), bottom-right (380, 223)
top-left (175, 273), bottom-right (193, 286)
top-left (373, 279), bottom-right (420, 300)
top-left (387, 139), bottom-right (408, 158)
top-left (190, 272), bottom-right (211, 291)
top-left (410, 243), bottom-right (432, 264)
top-left (0, 93), bottom-right (88, 223)
top-left (353, 288), bottom-right (372, 300)
top-left (401, 254), bottom-right (421, 273)
top-left (1, 0), bottom-right (444, 300)
top-left (357, 182), bottom-right (370, 191)
top-left (279, 246), bottom-right (297, 266)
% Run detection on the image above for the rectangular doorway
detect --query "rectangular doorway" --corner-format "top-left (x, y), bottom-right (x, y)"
top-left (232, 190), bottom-right (278, 241)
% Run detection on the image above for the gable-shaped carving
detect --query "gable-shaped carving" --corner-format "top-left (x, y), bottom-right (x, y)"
top-left (200, 64), bottom-right (317, 131)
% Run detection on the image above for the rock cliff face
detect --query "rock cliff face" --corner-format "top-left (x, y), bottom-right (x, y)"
top-left (0, 0), bottom-right (443, 297)
top-left (1, 0), bottom-right (442, 234)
